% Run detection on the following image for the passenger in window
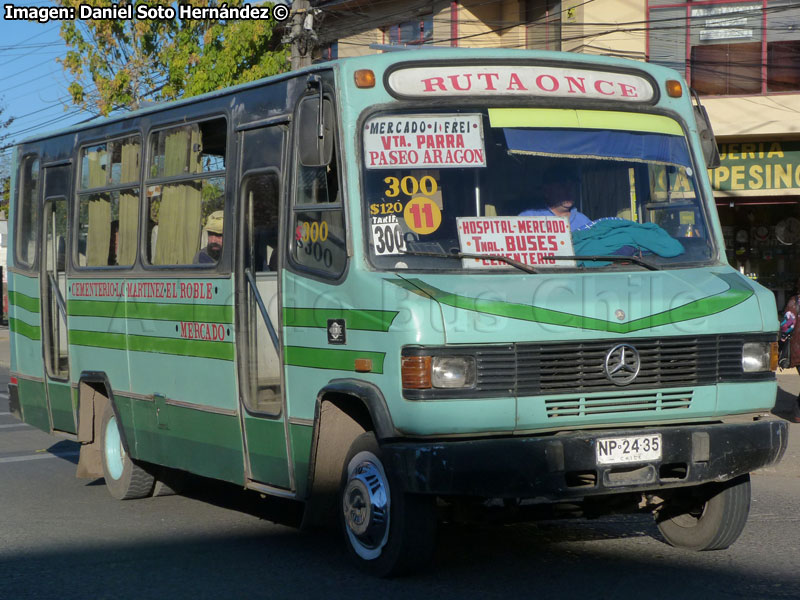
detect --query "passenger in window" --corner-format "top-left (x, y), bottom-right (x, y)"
top-left (520, 166), bottom-right (591, 231)
top-left (194, 211), bottom-right (224, 264)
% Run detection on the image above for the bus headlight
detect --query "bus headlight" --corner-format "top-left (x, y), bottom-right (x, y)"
top-left (432, 356), bottom-right (476, 388)
top-left (402, 355), bottom-right (476, 389)
top-left (742, 342), bottom-right (774, 372)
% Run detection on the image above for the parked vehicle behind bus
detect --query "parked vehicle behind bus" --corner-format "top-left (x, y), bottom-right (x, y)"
top-left (7, 49), bottom-right (787, 576)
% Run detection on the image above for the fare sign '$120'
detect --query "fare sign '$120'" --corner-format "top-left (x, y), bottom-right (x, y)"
top-left (364, 114), bottom-right (486, 169)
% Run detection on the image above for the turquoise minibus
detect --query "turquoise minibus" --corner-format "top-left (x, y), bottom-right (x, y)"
top-left (7, 48), bottom-right (787, 575)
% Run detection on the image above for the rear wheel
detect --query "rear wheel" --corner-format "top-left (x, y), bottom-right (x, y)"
top-left (656, 474), bottom-right (751, 551)
top-left (340, 432), bottom-right (436, 577)
top-left (100, 403), bottom-right (154, 500)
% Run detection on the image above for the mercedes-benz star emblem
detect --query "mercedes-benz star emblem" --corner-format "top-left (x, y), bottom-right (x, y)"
top-left (604, 344), bottom-right (641, 386)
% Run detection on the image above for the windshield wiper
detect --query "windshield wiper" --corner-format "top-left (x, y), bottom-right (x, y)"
top-left (400, 249), bottom-right (538, 274)
top-left (543, 254), bottom-right (661, 271)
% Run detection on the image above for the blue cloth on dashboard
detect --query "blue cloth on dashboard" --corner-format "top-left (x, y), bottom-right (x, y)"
top-left (572, 219), bottom-right (684, 264)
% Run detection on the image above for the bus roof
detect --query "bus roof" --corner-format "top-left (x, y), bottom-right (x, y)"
top-left (16, 48), bottom-right (683, 146)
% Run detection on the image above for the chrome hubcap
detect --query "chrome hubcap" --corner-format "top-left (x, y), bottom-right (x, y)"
top-left (342, 453), bottom-right (390, 559)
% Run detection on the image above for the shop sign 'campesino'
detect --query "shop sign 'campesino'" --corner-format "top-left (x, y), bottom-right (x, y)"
top-left (710, 141), bottom-right (800, 192)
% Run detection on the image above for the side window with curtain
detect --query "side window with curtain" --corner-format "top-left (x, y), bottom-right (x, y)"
top-left (291, 96), bottom-right (346, 277)
top-left (76, 136), bottom-right (140, 267)
top-left (145, 119), bottom-right (227, 266)
top-left (15, 155), bottom-right (40, 268)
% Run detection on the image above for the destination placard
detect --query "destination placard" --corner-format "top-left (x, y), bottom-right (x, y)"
top-left (457, 216), bottom-right (575, 268)
top-left (363, 114), bottom-right (486, 169)
top-left (387, 66), bottom-right (655, 102)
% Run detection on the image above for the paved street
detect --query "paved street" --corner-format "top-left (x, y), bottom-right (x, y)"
top-left (1, 327), bottom-right (799, 599)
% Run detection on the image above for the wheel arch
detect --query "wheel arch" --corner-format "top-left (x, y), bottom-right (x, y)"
top-left (75, 371), bottom-right (126, 478)
top-left (315, 378), bottom-right (398, 441)
top-left (300, 378), bottom-right (398, 529)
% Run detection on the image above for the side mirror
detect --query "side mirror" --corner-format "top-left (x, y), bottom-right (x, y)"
top-left (298, 96), bottom-right (333, 167)
top-left (691, 89), bottom-right (720, 169)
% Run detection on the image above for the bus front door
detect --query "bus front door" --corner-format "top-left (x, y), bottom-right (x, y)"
top-left (236, 124), bottom-right (292, 492)
top-left (40, 165), bottom-right (73, 433)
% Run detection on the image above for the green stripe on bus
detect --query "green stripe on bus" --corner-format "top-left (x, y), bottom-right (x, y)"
top-left (284, 346), bottom-right (385, 374)
top-left (392, 272), bottom-right (752, 334)
top-left (68, 330), bottom-right (234, 361)
top-left (283, 308), bottom-right (399, 332)
top-left (8, 291), bottom-right (40, 313)
top-left (68, 300), bottom-right (233, 323)
top-left (8, 318), bottom-right (41, 341)
top-left (487, 109), bottom-right (684, 136)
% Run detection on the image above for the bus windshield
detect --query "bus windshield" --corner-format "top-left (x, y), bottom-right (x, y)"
top-left (362, 108), bottom-right (716, 272)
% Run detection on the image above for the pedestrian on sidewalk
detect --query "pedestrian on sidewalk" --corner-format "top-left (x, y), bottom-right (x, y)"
top-left (780, 281), bottom-right (800, 422)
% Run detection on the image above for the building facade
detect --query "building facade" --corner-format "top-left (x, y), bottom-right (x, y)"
top-left (312, 0), bottom-right (800, 308)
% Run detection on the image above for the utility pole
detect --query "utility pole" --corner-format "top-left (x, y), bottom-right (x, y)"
top-left (286, 0), bottom-right (317, 70)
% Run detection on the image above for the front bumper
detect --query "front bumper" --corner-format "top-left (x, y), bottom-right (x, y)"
top-left (384, 419), bottom-right (788, 500)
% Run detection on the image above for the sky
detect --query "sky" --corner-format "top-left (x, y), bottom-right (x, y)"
top-left (0, 13), bottom-right (86, 162)
top-left (0, 2), bottom-right (292, 168)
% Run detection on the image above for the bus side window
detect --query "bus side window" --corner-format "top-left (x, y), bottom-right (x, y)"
top-left (15, 155), bottom-right (40, 268)
top-left (291, 96), bottom-right (346, 278)
top-left (145, 118), bottom-right (227, 266)
top-left (76, 137), bottom-right (141, 268)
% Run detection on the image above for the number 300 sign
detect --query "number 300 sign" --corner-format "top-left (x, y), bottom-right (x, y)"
top-left (382, 175), bottom-right (442, 235)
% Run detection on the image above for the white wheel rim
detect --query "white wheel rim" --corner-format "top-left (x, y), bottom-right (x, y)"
top-left (104, 415), bottom-right (125, 480)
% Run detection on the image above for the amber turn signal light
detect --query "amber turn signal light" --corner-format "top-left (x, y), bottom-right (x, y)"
top-left (354, 69), bottom-right (376, 88)
top-left (770, 341), bottom-right (779, 371)
top-left (665, 80), bottom-right (683, 98)
top-left (401, 356), bottom-right (432, 389)
top-left (354, 358), bottom-right (373, 373)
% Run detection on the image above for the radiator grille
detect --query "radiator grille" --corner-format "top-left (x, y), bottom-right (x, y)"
top-left (403, 334), bottom-right (773, 401)
top-left (473, 335), bottom-right (754, 395)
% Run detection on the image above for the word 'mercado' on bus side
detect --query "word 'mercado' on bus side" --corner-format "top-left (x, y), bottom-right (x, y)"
top-left (6, 48), bottom-right (787, 578)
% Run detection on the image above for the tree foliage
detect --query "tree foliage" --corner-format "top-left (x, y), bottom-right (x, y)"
top-left (57, 0), bottom-right (289, 116)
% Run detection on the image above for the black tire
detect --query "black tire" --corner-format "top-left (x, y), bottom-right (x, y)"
top-left (656, 474), bottom-right (751, 551)
top-left (339, 432), bottom-right (436, 577)
top-left (100, 403), bottom-right (155, 500)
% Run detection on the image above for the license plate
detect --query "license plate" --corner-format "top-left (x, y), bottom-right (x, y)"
top-left (596, 434), bottom-right (662, 465)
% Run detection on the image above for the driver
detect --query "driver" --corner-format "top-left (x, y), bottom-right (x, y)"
top-left (520, 166), bottom-right (591, 231)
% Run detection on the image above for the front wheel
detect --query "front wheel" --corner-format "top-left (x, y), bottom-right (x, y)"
top-left (339, 432), bottom-right (436, 577)
top-left (656, 474), bottom-right (751, 551)
top-left (100, 403), bottom-right (154, 500)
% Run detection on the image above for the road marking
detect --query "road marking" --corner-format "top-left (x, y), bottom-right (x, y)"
top-left (0, 423), bottom-right (28, 429)
top-left (0, 392), bottom-right (9, 399)
top-left (0, 451), bottom-right (80, 464)
top-left (0, 411), bottom-right (9, 415)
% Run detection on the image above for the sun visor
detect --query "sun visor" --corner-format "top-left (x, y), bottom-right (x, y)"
top-left (503, 128), bottom-right (692, 167)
